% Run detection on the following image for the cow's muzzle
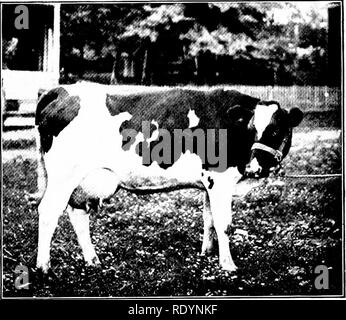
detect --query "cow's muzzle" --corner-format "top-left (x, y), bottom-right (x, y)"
top-left (245, 162), bottom-right (283, 179)
top-left (245, 158), bottom-right (265, 178)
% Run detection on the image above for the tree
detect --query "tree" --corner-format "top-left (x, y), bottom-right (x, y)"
top-left (60, 3), bottom-right (328, 85)
top-left (61, 4), bottom-right (146, 76)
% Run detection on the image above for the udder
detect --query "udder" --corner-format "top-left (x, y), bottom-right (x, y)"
top-left (69, 168), bottom-right (120, 211)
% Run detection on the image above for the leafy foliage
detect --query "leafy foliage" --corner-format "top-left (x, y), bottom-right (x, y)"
top-left (60, 3), bottom-right (329, 85)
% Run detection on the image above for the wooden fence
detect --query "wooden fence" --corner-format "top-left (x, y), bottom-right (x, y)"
top-left (2, 85), bottom-right (342, 131)
top-left (70, 79), bottom-right (342, 113)
top-left (222, 85), bottom-right (341, 112)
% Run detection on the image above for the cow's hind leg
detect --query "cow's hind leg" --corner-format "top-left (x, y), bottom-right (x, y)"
top-left (67, 206), bottom-right (100, 266)
top-left (201, 192), bottom-right (214, 255)
top-left (36, 183), bottom-right (72, 272)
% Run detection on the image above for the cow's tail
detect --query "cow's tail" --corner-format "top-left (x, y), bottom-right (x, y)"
top-left (25, 126), bottom-right (47, 204)
top-left (35, 125), bottom-right (47, 197)
top-left (119, 182), bottom-right (205, 195)
top-left (27, 92), bottom-right (49, 203)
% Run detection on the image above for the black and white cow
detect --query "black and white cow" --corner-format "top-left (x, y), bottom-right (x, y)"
top-left (35, 83), bottom-right (303, 273)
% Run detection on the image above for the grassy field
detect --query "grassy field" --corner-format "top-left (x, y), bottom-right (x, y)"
top-left (2, 113), bottom-right (343, 297)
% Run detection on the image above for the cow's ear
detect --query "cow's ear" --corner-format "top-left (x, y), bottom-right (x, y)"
top-left (288, 108), bottom-right (303, 127)
top-left (226, 105), bottom-right (252, 125)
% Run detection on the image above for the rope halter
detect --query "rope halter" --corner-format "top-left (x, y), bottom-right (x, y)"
top-left (250, 128), bottom-right (292, 163)
top-left (251, 143), bottom-right (283, 162)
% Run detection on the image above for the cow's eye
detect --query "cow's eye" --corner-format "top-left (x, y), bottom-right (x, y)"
top-left (272, 130), bottom-right (280, 137)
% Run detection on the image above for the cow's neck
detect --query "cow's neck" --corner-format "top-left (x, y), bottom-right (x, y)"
top-left (227, 126), bottom-right (255, 174)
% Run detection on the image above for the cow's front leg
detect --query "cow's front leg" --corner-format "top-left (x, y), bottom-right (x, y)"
top-left (201, 192), bottom-right (214, 255)
top-left (203, 170), bottom-right (237, 272)
top-left (67, 206), bottom-right (100, 266)
top-left (209, 191), bottom-right (236, 272)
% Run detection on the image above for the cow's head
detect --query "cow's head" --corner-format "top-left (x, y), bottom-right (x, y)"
top-left (242, 101), bottom-right (303, 178)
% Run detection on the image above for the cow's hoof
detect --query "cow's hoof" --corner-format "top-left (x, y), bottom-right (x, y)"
top-left (36, 261), bottom-right (50, 274)
top-left (35, 265), bottom-right (58, 282)
top-left (201, 238), bottom-right (216, 256)
top-left (221, 263), bottom-right (238, 273)
top-left (201, 247), bottom-right (213, 256)
top-left (86, 255), bottom-right (101, 267)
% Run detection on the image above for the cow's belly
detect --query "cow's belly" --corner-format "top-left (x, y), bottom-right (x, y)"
top-left (115, 150), bottom-right (204, 185)
top-left (68, 152), bottom-right (205, 210)
top-left (76, 151), bottom-right (204, 196)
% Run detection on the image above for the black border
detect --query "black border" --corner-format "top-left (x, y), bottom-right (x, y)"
top-left (1, 0), bottom-right (345, 302)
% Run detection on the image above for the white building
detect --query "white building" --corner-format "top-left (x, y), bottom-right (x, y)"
top-left (2, 4), bottom-right (60, 113)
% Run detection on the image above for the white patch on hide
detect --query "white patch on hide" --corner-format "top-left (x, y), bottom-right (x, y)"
top-left (147, 120), bottom-right (159, 143)
top-left (248, 157), bottom-right (262, 173)
top-left (253, 103), bottom-right (278, 139)
top-left (187, 109), bottom-right (200, 128)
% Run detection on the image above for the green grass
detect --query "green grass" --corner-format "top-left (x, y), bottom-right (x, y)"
top-left (2, 125), bottom-right (343, 297)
